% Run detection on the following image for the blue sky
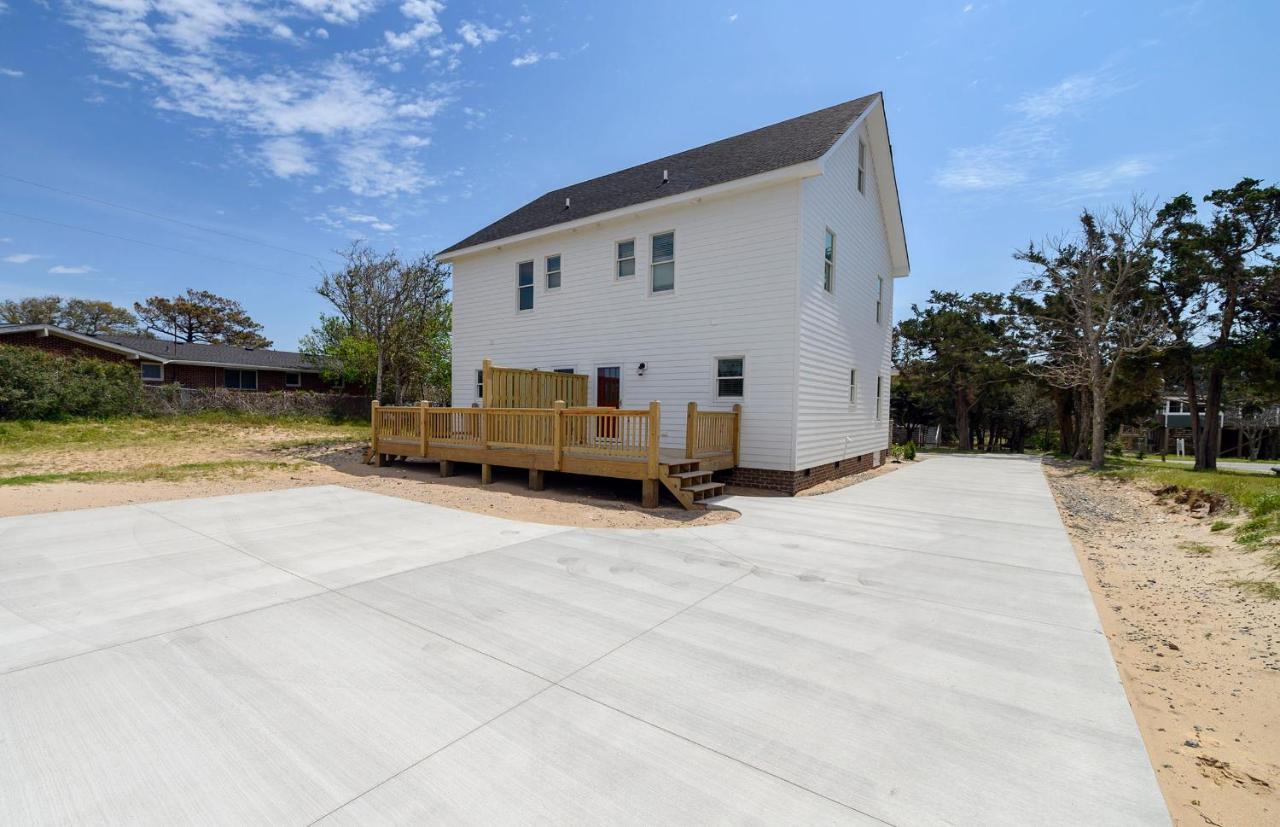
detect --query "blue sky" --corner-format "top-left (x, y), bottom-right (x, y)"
top-left (1, 1), bottom-right (1276, 349)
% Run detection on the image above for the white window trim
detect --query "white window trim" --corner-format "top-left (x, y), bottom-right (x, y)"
top-left (714, 356), bottom-right (745, 400)
top-left (545, 254), bottom-right (562, 290)
top-left (475, 368), bottom-right (484, 403)
top-left (649, 230), bottom-right (675, 295)
top-left (823, 228), bottom-right (836, 293)
top-left (285, 372), bottom-right (302, 388)
top-left (615, 238), bottom-right (636, 280)
top-left (516, 260), bottom-right (535, 312)
top-left (876, 276), bottom-right (884, 324)
top-left (140, 363), bottom-right (163, 382)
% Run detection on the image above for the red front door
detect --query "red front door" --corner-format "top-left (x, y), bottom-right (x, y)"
top-left (596, 366), bottom-right (620, 438)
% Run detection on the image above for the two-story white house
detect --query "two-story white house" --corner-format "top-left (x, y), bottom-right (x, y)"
top-left (439, 92), bottom-right (909, 493)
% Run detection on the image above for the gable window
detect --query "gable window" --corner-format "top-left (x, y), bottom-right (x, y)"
top-left (140, 363), bottom-right (163, 382)
top-left (616, 240), bottom-right (635, 278)
top-left (849, 368), bottom-right (857, 406)
top-left (517, 260), bottom-right (534, 311)
top-left (876, 375), bottom-right (884, 420)
top-left (546, 254), bottom-right (561, 290)
top-left (876, 276), bottom-right (885, 324)
top-left (225, 369), bottom-right (258, 391)
top-left (285, 372), bottom-right (301, 387)
top-left (651, 231), bottom-right (675, 292)
top-left (857, 139), bottom-right (867, 194)
top-left (476, 369), bottom-right (484, 403)
top-left (716, 357), bottom-right (744, 399)
top-left (823, 229), bottom-right (836, 292)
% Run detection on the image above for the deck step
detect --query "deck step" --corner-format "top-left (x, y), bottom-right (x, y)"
top-left (669, 470), bottom-right (712, 481)
top-left (682, 482), bottom-right (723, 494)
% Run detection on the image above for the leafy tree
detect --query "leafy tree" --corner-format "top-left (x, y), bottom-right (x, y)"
top-left (313, 242), bottom-right (450, 402)
top-left (1, 295), bottom-right (63, 325)
top-left (59, 298), bottom-right (137, 335)
top-left (133, 289), bottom-right (271, 348)
top-left (895, 291), bottom-right (1014, 450)
top-left (1152, 178), bottom-right (1280, 469)
top-left (1012, 203), bottom-right (1164, 469)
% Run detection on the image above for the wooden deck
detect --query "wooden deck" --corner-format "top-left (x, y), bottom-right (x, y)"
top-left (369, 400), bottom-right (740, 509)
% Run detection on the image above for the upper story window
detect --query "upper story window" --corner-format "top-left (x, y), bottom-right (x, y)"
top-left (546, 254), bottom-right (561, 290)
top-left (849, 368), bottom-right (857, 406)
top-left (225, 369), bottom-right (257, 391)
top-left (857, 139), bottom-right (867, 194)
top-left (875, 375), bottom-right (884, 420)
top-left (876, 276), bottom-right (885, 324)
top-left (616, 240), bottom-right (635, 278)
top-left (716, 357), bottom-right (744, 399)
top-left (285, 372), bottom-right (301, 387)
top-left (517, 260), bottom-right (534, 311)
top-left (476, 369), bottom-right (484, 402)
top-left (823, 229), bottom-right (836, 293)
top-left (651, 231), bottom-right (675, 292)
top-left (140, 363), bottom-right (163, 382)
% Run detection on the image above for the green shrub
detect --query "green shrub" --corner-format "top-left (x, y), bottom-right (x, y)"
top-left (904, 440), bottom-right (917, 461)
top-left (1136, 450), bottom-right (1146, 460)
top-left (1107, 440), bottom-right (1124, 457)
top-left (0, 344), bottom-right (143, 420)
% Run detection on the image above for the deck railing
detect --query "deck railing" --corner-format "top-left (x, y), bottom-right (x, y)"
top-left (483, 359), bottom-right (588, 408)
top-left (371, 398), bottom-right (739, 476)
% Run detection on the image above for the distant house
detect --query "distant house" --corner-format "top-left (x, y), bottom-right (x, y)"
top-left (0, 323), bottom-right (357, 393)
top-left (438, 92), bottom-right (909, 493)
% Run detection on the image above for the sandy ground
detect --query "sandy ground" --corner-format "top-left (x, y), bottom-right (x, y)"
top-left (1045, 462), bottom-right (1279, 827)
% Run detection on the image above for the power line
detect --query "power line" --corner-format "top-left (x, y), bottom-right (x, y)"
top-left (0, 172), bottom-right (337, 264)
top-left (0, 209), bottom-right (316, 280)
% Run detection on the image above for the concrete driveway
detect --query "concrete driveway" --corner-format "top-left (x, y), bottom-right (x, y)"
top-left (0, 455), bottom-right (1167, 825)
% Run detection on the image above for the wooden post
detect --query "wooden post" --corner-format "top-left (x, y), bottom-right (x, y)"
top-left (552, 400), bottom-right (565, 471)
top-left (529, 469), bottom-right (545, 491)
top-left (731, 403), bottom-right (742, 467)
top-left (439, 460), bottom-right (454, 478)
top-left (641, 478), bottom-right (659, 509)
top-left (419, 404), bottom-right (428, 457)
top-left (685, 401), bottom-right (697, 459)
top-left (482, 358), bottom-right (493, 407)
top-left (481, 463), bottom-right (493, 485)
top-left (647, 400), bottom-right (661, 479)
top-left (370, 400), bottom-right (381, 464)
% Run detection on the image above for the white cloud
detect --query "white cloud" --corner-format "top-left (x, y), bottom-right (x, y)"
top-left (399, 134), bottom-right (430, 147)
top-left (311, 205), bottom-right (398, 233)
top-left (727, 13), bottom-right (738, 23)
top-left (0, 67), bottom-right (23, 78)
top-left (271, 22), bottom-right (295, 39)
top-left (384, 0), bottom-right (444, 50)
top-left (262, 136), bottom-right (317, 177)
top-left (963, 3), bottom-right (974, 12)
top-left (3, 253), bottom-right (42, 264)
top-left (292, 0), bottom-right (380, 25)
top-left (511, 50), bottom-right (559, 68)
top-left (309, 27), bottom-right (329, 39)
top-left (48, 265), bottom-right (96, 274)
top-left (937, 67), bottom-right (1136, 192)
top-left (457, 20), bottom-right (501, 47)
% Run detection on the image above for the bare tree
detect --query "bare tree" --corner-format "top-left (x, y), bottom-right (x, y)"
top-left (1013, 201), bottom-right (1166, 469)
top-left (315, 242), bottom-right (449, 402)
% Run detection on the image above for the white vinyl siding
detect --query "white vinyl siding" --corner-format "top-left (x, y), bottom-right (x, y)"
top-left (650, 231), bottom-right (674, 292)
top-left (451, 180), bottom-right (802, 469)
top-left (546, 254), bottom-right (561, 290)
top-left (616, 239), bottom-right (635, 278)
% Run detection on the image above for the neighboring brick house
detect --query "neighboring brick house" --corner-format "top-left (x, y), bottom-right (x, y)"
top-left (0, 324), bottom-right (362, 394)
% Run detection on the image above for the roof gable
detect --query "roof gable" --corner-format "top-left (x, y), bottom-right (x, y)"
top-left (440, 93), bottom-right (881, 256)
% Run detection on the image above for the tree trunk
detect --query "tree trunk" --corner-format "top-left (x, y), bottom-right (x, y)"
top-left (1200, 367), bottom-right (1225, 470)
top-left (1090, 381), bottom-right (1107, 470)
top-left (374, 351), bottom-right (385, 402)
top-left (1054, 390), bottom-right (1074, 456)
top-left (1074, 389), bottom-right (1091, 461)
top-left (1184, 371), bottom-right (1203, 468)
top-left (955, 387), bottom-right (973, 451)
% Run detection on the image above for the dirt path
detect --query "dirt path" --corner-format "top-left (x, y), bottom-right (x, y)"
top-left (1045, 463), bottom-right (1278, 827)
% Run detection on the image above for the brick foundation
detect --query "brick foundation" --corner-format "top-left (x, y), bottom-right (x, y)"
top-left (717, 448), bottom-right (890, 495)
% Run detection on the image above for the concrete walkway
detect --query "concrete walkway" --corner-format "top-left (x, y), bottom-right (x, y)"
top-left (0, 455), bottom-right (1168, 825)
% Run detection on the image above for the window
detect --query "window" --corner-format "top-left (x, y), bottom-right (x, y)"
top-left (716, 357), bottom-right (744, 398)
top-left (849, 368), bottom-right (857, 405)
top-left (225, 369), bottom-right (258, 390)
top-left (876, 276), bottom-right (884, 324)
top-left (651, 231), bottom-right (675, 292)
top-left (285, 372), bottom-right (301, 387)
top-left (476, 369), bottom-right (484, 402)
top-left (517, 260), bottom-right (534, 311)
top-left (140, 363), bottom-right (162, 382)
top-left (823, 229), bottom-right (836, 292)
top-left (553, 367), bottom-right (575, 374)
top-left (546, 254), bottom-right (561, 290)
top-left (857, 138), bottom-right (867, 194)
top-left (875, 375), bottom-right (884, 420)
top-left (616, 239), bottom-right (635, 278)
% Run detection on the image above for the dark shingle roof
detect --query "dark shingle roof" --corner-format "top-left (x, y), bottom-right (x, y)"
top-left (97, 334), bottom-right (318, 371)
top-left (439, 92), bottom-right (880, 255)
